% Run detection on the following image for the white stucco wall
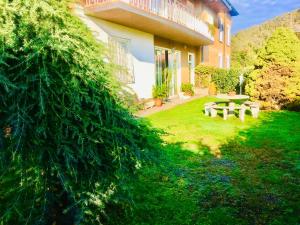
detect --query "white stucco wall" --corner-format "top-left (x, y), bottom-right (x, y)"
top-left (74, 5), bottom-right (156, 99)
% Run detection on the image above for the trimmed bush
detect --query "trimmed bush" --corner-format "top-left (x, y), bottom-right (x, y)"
top-left (0, 1), bottom-right (161, 224)
top-left (195, 65), bottom-right (240, 94)
top-left (211, 68), bottom-right (239, 94)
top-left (195, 65), bottom-right (214, 88)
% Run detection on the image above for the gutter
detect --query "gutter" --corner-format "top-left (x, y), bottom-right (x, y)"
top-left (221, 0), bottom-right (239, 16)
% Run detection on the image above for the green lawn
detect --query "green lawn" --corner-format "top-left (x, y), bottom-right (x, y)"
top-left (110, 97), bottom-right (300, 225)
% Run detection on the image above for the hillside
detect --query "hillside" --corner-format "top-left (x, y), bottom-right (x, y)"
top-left (231, 9), bottom-right (300, 68)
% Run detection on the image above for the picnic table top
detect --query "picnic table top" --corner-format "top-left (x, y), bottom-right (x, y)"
top-left (216, 94), bottom-right (249, 101)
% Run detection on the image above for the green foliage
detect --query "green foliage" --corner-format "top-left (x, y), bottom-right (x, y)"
top-left (231, 48), bottom-right (257, 69)
top-left (109, 98), bottom-right (300, 225)
top-left (231, 9), bottom-right (300, 68)
top-left (211, 68), bottom-right (239, 93)
top-left (195, 65), bottom-right (214, 88)
top-left (246, 28), bottom-right (300, 109)
top-left (0, 0), bottom-right (161, 224)
top-left (257, 28), bottom-right (300, 66)
top-left (181, 83), bottom-right (194, 96)
top-left (247, 64), bottom-right (294, 109)
top-left (152, 84), bottom-right (168, 99)
top-left (195, 65), bottom-right (240, 93)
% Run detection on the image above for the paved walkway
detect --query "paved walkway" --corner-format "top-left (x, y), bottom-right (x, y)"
top-left (136, 89), bottom-right (208, 117)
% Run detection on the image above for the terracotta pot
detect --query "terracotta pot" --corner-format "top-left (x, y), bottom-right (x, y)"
top-left (154, 98), bottom-right (163, 107)
top-left (228, 91), bottom-right (236, 96)
top-left (184, 91), bottom-right (193, 97)
top-left (208, 83), bottom-right (217, 96)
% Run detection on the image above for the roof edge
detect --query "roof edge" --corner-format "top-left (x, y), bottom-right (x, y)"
top-left (221, 0), bottom-right (239, 16)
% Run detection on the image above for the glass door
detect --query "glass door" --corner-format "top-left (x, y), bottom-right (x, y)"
top-left (155, 47), bottom-right (181, 97)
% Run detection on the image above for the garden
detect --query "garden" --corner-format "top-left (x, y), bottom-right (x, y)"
top-left (110, 97), bottom-right (300, 225)
top-left (0, 0), bottom-right (299, 225)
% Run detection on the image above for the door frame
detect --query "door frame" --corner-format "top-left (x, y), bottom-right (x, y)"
top-left (188, 52), bottom-right (195, 85)
top-left (154, 46), bottom-right (181, 97)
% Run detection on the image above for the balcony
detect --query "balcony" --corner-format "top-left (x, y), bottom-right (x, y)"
top-left (83, 0), bottom-right (214, 46)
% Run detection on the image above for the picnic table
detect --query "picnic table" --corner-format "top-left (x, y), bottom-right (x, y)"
top-left (216, 94), bottom-right (250, 116)
top-left (204, 95), bottom-right (259, 122)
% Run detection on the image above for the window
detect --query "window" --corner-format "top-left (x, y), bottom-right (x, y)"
top-left (200, 46), bottom-right (204, 63)
top-left (200, 46), bottom-right (209, 63)
top-left (226, 55), bottom-right (230, 69)
top-left (218, 53), bottom-right (223, 68)
top-left (227, 25), bottom-right (231, 46)
top-left (218, 18), bottom-right (224, 42)
top-left (108, 36), bottom-right (134, 84)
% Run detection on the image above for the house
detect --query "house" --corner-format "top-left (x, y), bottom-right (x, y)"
top-left (75, 0), bottom-right (238, 99)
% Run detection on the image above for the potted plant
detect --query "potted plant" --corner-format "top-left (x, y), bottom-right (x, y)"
top-left (208, 82), bottom-right (217, 96)
top-left (152, 84), bottom-right (167, 107)
top-left (181, 83), bottom-right (194, 96)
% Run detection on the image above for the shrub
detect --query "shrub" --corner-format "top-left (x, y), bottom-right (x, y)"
top-left (0, 1), bottom-right (161, 224)
top-left (181, 83), bottom-right (194, 96)
top-left (246, 28), bottom-right (300, 109)
top-left (152, 84), bottom-right (168, 99)
top-left (195, 65), bottom-right (214, 88)
top-left (195, 65), bottom-right (240, 94)
top-left (247, 64), bottom-right (294, 109)
top-left (211, 68), bottom-right (239, 93)
top-left (284, 98), bottom-right (300, 111)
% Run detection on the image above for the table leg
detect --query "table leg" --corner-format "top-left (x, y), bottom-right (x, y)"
top-left (228, 102), bottom-right (235, 116)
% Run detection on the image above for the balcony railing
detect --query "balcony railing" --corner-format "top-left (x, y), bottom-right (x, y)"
top-left (84, 0), bottom-right (212, 39)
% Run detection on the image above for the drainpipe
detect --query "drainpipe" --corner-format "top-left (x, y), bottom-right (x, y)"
top-left (223, 11), bottom-right (226, 69)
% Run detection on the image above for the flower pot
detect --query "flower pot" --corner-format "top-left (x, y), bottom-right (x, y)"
top-left (208, 83), bottom-right (217, 96)
top-left (154, 98), bottom-right (163, 107)
top-left (184, 91), bottom-right (193, 97)
top-left (228, 91), bottom-right (236, 96)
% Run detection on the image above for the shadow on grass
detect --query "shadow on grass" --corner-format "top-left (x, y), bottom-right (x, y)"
top-left (196, 110), bottom-right (300, 225)
top-left (107, 110), bottom-right (300, 225)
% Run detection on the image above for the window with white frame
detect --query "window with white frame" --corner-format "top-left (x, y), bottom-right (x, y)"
top-left (108, 36), bottom-right (135, 84)
top-left (218, 18), bottom-right (224, 42)
top-left (226, 25), bottom-right (231, 46)
top-left (218, 53), bottom-right (223, 68)
top-left (226, 55), bottom-right (230, 69)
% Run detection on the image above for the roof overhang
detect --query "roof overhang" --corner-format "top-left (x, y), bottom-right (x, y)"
top-left (203, 0), bottom-right (239, 17)
top-left (220, 0), bottom-right (239, 16)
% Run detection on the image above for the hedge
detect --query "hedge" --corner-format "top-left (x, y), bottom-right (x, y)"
top-left (195, 65), bottom-right (240, 94)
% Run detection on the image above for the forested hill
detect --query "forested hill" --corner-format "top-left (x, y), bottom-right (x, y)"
top-left (231, 9), bottom-right (300, 68)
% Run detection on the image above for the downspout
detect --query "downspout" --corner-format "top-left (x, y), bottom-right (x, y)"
top-left (223, 11), bottom-right (226, 69)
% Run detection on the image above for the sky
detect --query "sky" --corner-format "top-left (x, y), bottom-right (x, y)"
top-left (230, 0), bottom-right (300, 33)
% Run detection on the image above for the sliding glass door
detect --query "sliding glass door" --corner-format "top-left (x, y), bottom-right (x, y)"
top-left (155, 47), bottom-right (181, 97)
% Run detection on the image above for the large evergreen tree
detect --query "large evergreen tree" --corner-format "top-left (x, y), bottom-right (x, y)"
top-left (0, 0), bottom-right (160, 224)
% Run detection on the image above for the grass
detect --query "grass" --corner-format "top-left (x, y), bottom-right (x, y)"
top-left (109, 97), bottom-right (300, 225)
